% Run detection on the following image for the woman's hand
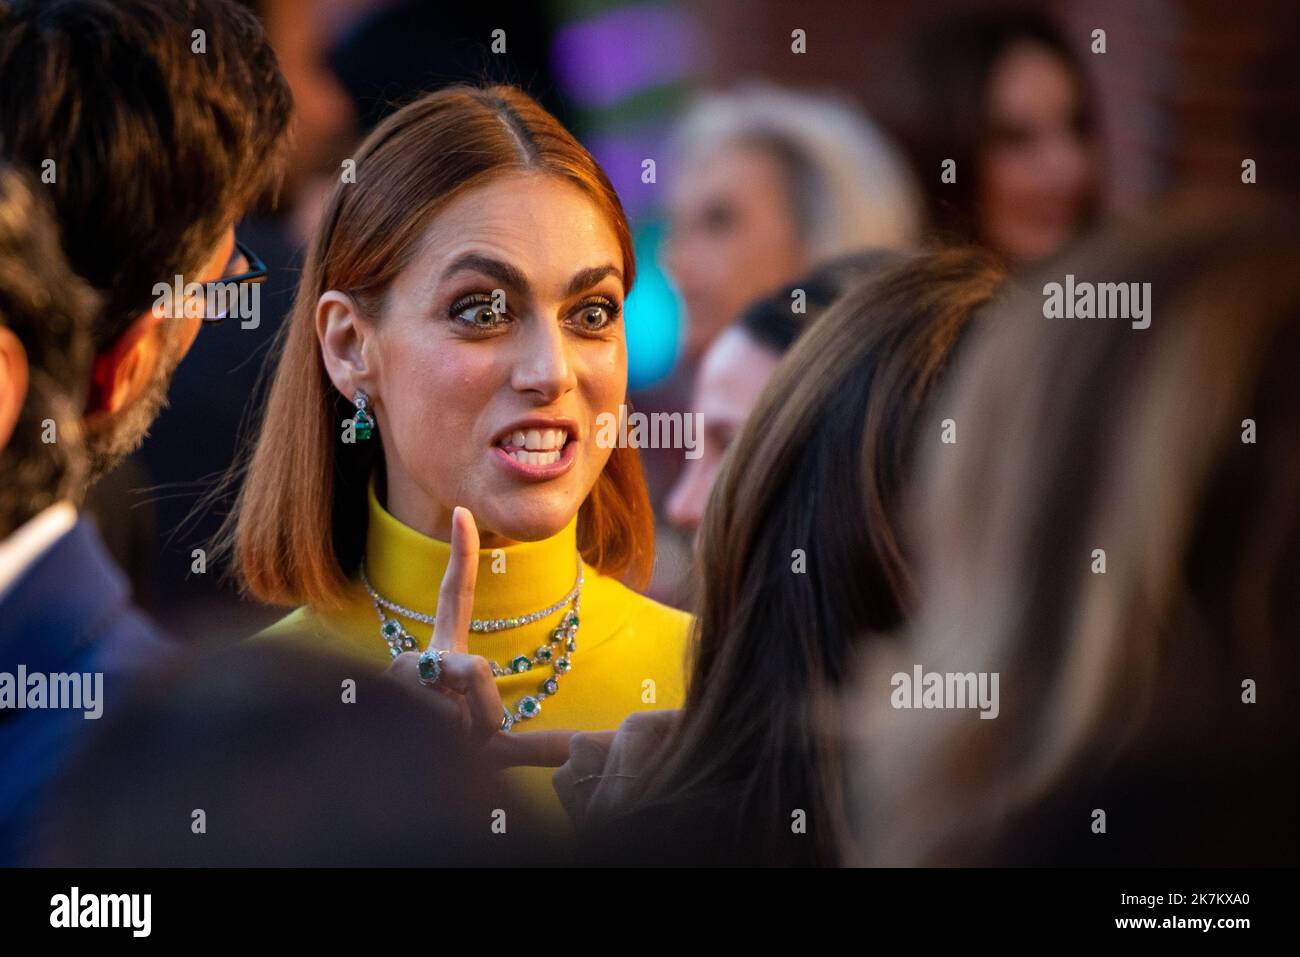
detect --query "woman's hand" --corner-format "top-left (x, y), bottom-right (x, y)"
top-left (552, 710), bottom-right (681, 828)
top-left (385, 505), bottom-right (576, 769)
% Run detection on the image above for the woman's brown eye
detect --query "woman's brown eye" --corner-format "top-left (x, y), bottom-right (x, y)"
top-left (570, 300), bottom-right (618, 332)
top-left (450, 297), bottom-right (508, 329)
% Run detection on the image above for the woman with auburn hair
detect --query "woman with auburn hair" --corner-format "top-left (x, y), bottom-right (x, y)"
top-left (852, 214), bottom-right (1300, 866)
top-left (555, 249), bottom-right (1005, 864)
top-left (226, 85), bottom-right (692, 820)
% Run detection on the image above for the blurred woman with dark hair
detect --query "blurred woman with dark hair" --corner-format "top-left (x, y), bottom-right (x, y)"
top-left (664, 249), bottom-right (903, 537)
top-left (852, 213), bottom-right (1300, 866)
top-left (555, 250), bottom-right (1005, 865)
top-left (889, 9), bottom-right (1102, 267)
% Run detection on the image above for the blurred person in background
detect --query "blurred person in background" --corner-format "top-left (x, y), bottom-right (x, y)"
top-left (0, 0), bottom-right (291, 863)
top-left (664, 249), bottom-right (903, 539)
top-left (887, 8), bottom-right (1101, 268)
top-left (0, 0), bottom-right (291, 494)
top-left (662, 84), bottom-right (921, 366)
top-left (0, 167), bottom-right (95, 546)
top-left (252, 0), bottom-right (360, 245)
top-left (135, 0), bottom-right (363, 639)
top-left (852, 213), bottom-right (1300, 866)
top-left (36, 642), bottom-right (538, 865)
top-left (0, 167), bottom-right (108, 864)
top-left (641, 84), bottom-right (921, 603)
top-left (554, 250), bottom-right (1005, 865)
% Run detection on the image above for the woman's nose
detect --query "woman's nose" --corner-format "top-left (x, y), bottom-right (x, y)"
top-left (665, 458), bottom-right (708, 533)
top-left (511, 317), bottom-right (576, 401)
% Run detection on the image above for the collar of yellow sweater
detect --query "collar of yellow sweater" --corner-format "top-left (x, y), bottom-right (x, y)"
top-left (364, 481), bottom-right (584, 664)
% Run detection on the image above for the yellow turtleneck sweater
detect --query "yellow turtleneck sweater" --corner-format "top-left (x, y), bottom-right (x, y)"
top-left (258, 483), bottom-right (693, 828)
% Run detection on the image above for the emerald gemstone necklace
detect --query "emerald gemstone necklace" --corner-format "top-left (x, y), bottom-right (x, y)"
top-left (359, 554), bottom-right (582, 730)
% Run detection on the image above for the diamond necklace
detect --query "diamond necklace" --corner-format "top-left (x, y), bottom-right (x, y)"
top-left (359, 554), bottom-right (582, 730)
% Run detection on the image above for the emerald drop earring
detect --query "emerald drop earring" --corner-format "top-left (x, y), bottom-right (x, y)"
top-left (352, 389), bottom-right (375, 440)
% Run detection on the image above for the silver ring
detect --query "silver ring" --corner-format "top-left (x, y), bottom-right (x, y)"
top-left (417, 649), bottom-right (447, 687)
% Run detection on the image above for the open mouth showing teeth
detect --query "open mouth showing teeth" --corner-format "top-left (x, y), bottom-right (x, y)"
top-left (496, 427), bottom-right (570, 466)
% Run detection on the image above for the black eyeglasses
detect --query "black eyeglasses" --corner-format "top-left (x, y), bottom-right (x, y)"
top-left (202, 239), bottom-right (268, 324)
top-left (224, 239), bottom-right (267, 284)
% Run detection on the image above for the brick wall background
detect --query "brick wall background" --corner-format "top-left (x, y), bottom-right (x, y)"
top-left (685, 0), bottom-right (1299, 212)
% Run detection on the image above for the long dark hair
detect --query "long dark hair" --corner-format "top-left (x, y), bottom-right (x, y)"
top-left (620, 249), bottom-right (1005, 865)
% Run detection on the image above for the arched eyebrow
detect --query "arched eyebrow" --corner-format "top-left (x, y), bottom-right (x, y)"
top-left (441, 253), bottom-right (529, 295)
top-left (440, 253), bottom-right (622, 300)
top-left (565, 264), bottom-right (623, 297)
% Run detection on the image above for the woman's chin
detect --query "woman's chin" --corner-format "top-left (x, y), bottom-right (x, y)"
top-left (475, 499), bottom-right (579, 545)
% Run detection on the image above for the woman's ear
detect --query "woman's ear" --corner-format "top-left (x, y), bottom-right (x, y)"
top-left (316, 290), bottom-right (374, 399)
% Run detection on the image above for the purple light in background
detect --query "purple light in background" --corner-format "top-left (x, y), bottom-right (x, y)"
top-left (587, 126), bottom-right (672, 220)
top-left (552, 4), bottom-right (697, 108)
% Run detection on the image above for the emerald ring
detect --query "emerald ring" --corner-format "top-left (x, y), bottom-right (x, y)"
top-left (417, 649), bottom-right (447, 687)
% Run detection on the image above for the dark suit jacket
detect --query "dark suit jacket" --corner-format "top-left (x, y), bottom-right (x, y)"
top-left (0, 517), bottom-right (176, 864)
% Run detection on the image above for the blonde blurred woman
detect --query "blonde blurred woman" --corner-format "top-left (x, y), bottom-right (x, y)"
top-left (645, 84), bottom-right (923, 601)
top-left (852, 212), bottom-right (1300, 866)
top-left (663, 83), bottom-right (922, 365)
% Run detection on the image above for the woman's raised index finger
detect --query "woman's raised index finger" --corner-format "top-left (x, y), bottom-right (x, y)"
top-left (431, 505), bottom-right (479, 654)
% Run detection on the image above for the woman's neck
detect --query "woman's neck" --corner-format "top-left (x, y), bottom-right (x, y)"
top-left (382, 471), bottom-right (518, 549)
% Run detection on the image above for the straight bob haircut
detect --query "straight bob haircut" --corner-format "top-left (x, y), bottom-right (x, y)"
top-left (228, 85), bottom-right (653, 609)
